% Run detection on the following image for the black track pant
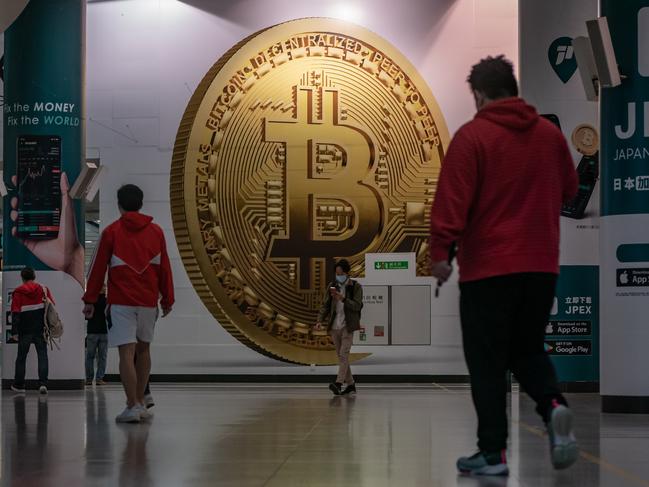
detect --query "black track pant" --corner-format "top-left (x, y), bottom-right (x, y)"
top-left (460, 272), bottom-right (567, 452)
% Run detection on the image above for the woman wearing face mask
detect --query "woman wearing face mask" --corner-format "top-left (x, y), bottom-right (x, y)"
top-left (314, 259), bottom-right (364, 395)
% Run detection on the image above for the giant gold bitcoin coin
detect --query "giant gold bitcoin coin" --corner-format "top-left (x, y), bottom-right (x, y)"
top-left (171, 18), bottom-right (449, 365)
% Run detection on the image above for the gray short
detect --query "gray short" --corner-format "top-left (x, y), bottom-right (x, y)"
top-left (107, 305), bottom-right (158, 348)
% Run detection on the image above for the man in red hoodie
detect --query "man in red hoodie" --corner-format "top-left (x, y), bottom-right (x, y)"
top-left (429, 56), bottom-right (579, 476)
top-left (11, 267), bottom-right (54, 395)
top-left (83, 184), bottom-right (174, 424)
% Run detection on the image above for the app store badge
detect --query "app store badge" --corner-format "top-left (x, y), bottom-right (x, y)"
top-left (617, 268), bottom-right (649, 286)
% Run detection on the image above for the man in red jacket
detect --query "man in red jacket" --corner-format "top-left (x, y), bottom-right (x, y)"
top-left (11, 267), bottom-right (54, 395)
top-left (83, 184), bottom-right (174, 424)
top-left (429, 56), bottom-right (579, 476)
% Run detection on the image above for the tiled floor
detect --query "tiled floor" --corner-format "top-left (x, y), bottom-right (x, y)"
top-left (2, 384), bottom-right (649, 486)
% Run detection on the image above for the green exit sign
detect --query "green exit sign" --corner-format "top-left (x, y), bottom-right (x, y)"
top-left (374, 261), bottom-right (409, 270)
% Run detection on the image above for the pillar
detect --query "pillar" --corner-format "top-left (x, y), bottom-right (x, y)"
top-left (2, 0), bottom-right (86, 389)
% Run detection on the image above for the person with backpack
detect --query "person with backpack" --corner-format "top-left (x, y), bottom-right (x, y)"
top-left (11, 267), bottom-right (55, 395)
top-left (85, 285), bottom-right (108, 386)
top-left (314, 259), bottom-right (363, 396)
top-left (83, 184), bottom-right (174, 424)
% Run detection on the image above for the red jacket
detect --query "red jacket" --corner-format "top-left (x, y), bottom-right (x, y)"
top-left (11, 281), bottom-right (55, 335)
top-left (83, 212), bottom-right (175, 308)
top-left (429, 98), bottom-right (578, 283)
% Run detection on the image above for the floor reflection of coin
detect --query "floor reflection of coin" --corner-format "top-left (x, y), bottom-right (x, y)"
top-left (571, 124), bottom-right (599, 156)
top-left (171, 18), bottom-right (450, 364)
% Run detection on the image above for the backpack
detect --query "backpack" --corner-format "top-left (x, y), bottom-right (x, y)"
top-left (41, 285), bottom-right (63, 349)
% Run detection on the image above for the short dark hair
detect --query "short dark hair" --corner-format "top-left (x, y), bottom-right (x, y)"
top-left (21, 267), bottom-right (36, 281)
top-left (117, 184), bottom-right (144, 212)
top-left (467, 55), bottom-right (518, 99)
top-left (335, 259), bottom-right (351, 274)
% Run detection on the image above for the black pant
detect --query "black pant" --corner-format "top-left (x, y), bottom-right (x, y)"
top-left (460, 272), bottom-right (567, 452)
top-left (14, 333), bottom-right (49, 387)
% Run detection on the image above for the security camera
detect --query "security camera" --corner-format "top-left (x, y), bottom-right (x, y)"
top-left (573, 17), bottom-right (622, 102)
top-left (70, 160), bottom-right (104, 202)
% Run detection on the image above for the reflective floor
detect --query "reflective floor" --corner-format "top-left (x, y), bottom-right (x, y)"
top-left (2, 384), bottom-right (649, 486)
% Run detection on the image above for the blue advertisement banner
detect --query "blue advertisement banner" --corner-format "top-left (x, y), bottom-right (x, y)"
top-left (546, 266), bottom-right (599, 382)
top-left (2, 0), bottom-right (85, 285)
top-left (601, 0), bottom-right (649, 216)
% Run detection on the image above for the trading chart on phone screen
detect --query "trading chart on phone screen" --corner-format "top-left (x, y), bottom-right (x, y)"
top-left (17, 136), bottom-right (61, 237)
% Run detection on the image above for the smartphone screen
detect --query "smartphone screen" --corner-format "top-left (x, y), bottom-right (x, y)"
top-left (561, 154), bottom-right (599, 219)
top-left (17, 135), bottom-right (61, 240)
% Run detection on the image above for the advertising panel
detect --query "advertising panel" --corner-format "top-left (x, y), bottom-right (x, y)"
top-left (600, 0), bottom-right (649, 405)
top-left (519, 0), bottom-right (599, 383)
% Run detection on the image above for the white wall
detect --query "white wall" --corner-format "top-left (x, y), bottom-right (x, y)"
top-left (83, 0), bottom-right (518, 376)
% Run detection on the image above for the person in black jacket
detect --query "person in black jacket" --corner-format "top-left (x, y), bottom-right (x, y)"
top-left (85, 286), bottom-right (108, 386)
top-left (11, 267), bottom-right (54, 394)
top-left (315, 259), bottom-right (363, 396)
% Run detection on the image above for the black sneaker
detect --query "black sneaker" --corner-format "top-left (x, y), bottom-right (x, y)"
top-left (457, 450), bottom-right (509, 476)
top-left (328, 382), bottom-right (342, 395)
top-left (144, 393), bottom-right (155, 409)
top-left (11, 384), bottom-right (26, 393)
top-left (341, 384), bottom-right (356, 395)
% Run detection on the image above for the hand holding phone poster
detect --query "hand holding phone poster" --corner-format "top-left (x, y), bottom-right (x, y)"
top-left (9, 155), bottom-right (84, 285)
top-left (2, 3), bottom-right (85, 287)
top-left (3, 134), bottom-right (85, 286)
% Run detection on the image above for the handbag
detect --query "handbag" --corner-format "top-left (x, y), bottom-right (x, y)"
top-left (42, 285), bottom-right (64, 350)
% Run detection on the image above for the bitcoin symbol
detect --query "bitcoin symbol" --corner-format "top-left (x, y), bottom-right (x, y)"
top-left (265, 86), bottom-right (382, 289)
top-left (572, 124), bottom-right (599, 156)
top-left (171, 18), bottom-right (449, 364)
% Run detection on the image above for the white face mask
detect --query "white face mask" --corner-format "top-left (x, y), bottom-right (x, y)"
top-left (336, 275), bottom-right (347, 284)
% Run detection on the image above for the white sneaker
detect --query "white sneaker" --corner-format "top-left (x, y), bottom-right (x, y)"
top-left (115, 406), bottom-right (141, 423)
top-left (39, 386), bottom-right (48, 395)
top-left (144, 394), bottom-right (155, 409)
top-left (134, 404), bottom-right (153, 420)
top-left (548, 404), bottom-right (578, 470)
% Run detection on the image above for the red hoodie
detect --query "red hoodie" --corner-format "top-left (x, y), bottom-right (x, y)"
top-left (429, 98), bottom-right (578, 283)
top-left (84, 212), bottom-right (175, 308)
top-left (11, 281), bottom-right (55, 335)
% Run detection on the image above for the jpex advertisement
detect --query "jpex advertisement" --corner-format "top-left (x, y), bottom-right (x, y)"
top-left (600, 0), bottom-right (649, 400)
top-left (519, 0), bottom-right (599, 384)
